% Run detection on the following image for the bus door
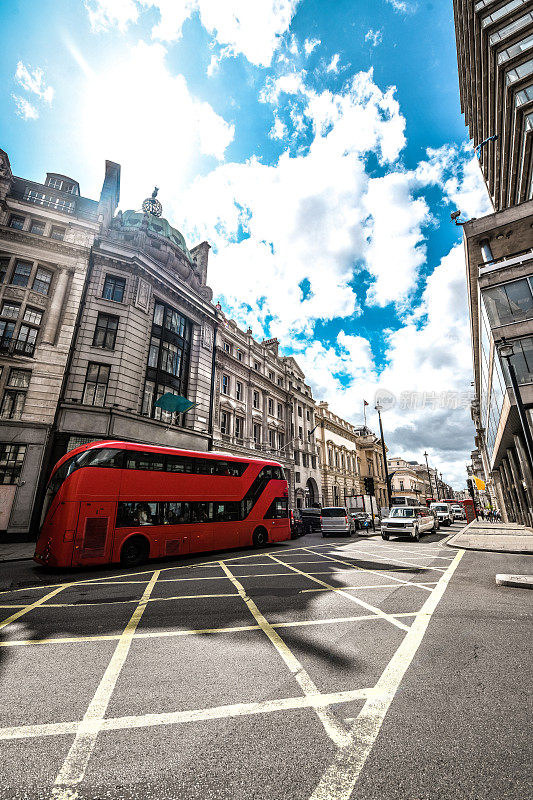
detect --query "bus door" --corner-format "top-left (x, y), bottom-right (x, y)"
top-left (74, 500), bottom-right (116, 565)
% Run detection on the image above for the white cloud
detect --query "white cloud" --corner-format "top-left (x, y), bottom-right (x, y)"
top-left (365, 28), bottom-right (383, 47)
top-left (79, 41), bottom-right (234, 205)
top-left (303, 37), bottom-right (320, 55)
top-left (11, 94), bottom-right (39, 120)
top-left (85, 0), bottom-right (301, 67)
top-left (327, 53), bottom-right (340, 73)
top-left (269, 114), bottom-right (288, 140)
top-left (14, 62), bottom-right (54, 104)
top-left (385, 0), bottom-right (415, 12)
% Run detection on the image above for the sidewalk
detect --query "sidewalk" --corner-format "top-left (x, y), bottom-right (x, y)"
top-left (0, 541), bottom-right (35, 562)
top-left (446, 520), bottom-right (533, 555)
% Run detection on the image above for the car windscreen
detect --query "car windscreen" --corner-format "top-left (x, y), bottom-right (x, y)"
top-left (321, 508), bottom-right (346, 517)
top-left (390, 508), bottom-right (415, 518)
top-left (431, 505), bottom-right (448, 512)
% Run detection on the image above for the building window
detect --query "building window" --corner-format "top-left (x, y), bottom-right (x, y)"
top-left (161, 341), bottom-right (182, 376)
top-left (223, 341), bottom-right (231, 354)
top-left (311, 455), bottom-right (316, 469)
top-left (501, 336), bottom-right (533, 385)
top-left (14, 325), bottom-right (37, 357)
top-left (294, 450), bottom-right (300, 466)
top-left (268, 398), bottom-right (274, 415)
top-left (298, 405), bottom-right (302, 417)
top-left (253, 390), bottom-right (260, 409)
top-left (483, 278), bottom-right (533, 327)
top-left (9, 216), bottom-right (24, 230)
top-left (50, 226), bottom-right (65, 241)
top-left (237, 349), bottom-right (243, 362)
top-left (253, 423), bottom-right (261, 444)
top-left (399, 480), bottom-right (404, 491)
top-left (235, 416), bottom-right (244, 439)
top-left (0, 258), bottom-right (9, 284)
top-left (142, 381), bottom-right (155, 416)
top-left (489, 10), bottom-right (533, 45)
top-left (47, 177), bottom-right (63, 189)
top-left (277, 377), bottom-right (283, 386)
top-left (0, 444), bottom-right (27, 484)
top-left (298, 426), bottom-right (303, 440)
top-left (302, 453), bottom-right (308, 468)
top-left (254, 361), bottom-right (260, 371)
top-left (1, 369), bottom-right (30, 420)
top-left (164, 308), bottom-right (187, 337)
top-left (23, 188), bottom-right (74, 213)
top-left (23, 307), bottom-right (42, 325)
top-left (0, 302), bottom-right (20, 320)
top-left (93, 313), bottom-right (119, 350)
top-left (29, 220), bottom-right (45, 236)
top-left (82, 363), bottom-right (110, 406)
top-left (306, 409), bottom-right (310, 421)
top-left (222, 374), bottom-right (230, 395)
top-left (221, 410), bottom-right (229, 435)
top-left (295, 472), bottom-right (301, 483)
top-left (268, 371), bottom-right (274, 380)
top-left (516, 83), bottom-right (533, 107)
top-left (12, 260), bottom-right (32, 288)
top-left (103, 274), bottom-right (126, 302)
top-left (269, 429), bottom-right (276, 449)
top-left (32, 268), bottom-right (52, 295)
top-left (0, 321), bottom-right (15, 351)
top-left (236, 381), bottom-right (242, 401)
top-left (278, 432), bottom-right (285, 450)
top-left (277, 403), bottom-right (283, 420)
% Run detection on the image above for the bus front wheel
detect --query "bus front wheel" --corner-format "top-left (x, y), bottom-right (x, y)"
top-left (120, 535), bottom-right (150, 567)
top-left (252, 527), bottom-right (269, 548)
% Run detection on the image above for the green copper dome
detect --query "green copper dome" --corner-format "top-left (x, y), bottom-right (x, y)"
top-left (122, 209), bottom-right (192, 261)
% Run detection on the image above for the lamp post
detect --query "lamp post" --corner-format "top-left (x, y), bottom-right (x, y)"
top-left (497, 338), bottom-right (533, 487)
top-left (375, 401), bottom-right (392, 508)
top-left (423, 451), bottom-right (434, 502)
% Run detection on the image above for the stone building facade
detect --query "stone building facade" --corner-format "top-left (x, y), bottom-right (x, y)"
top-left (212, 319), bottom-right (321, 508)
top-left (387, 457), bottom-right (425, 503)
top-left (0, 149), bottom-right (119, 536)
top-left (51, 199), bottom-right (218, 473)
top-left (315, 402), bottom-right (361, 507)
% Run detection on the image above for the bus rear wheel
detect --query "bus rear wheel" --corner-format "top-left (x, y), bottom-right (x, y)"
top-left (252, 527), bottom-right (268, 548)
top-left (120, 535), bottom-right (149, 567)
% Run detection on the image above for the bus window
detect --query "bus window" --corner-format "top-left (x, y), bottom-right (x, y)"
top-left (264, 498), bottom-right (289, 519)
top-left (117, 501), bottom-right (159, 526)
top-left (161, 502), bottom-right (190, 524)
top-left (125, 452), bottom-right (165, 471)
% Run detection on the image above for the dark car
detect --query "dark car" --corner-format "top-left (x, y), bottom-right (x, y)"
top-left (351, 511), bottom-right (372, 531)
top-left (289, 509), bottom-right (304, 539)
top-left (299, 507), bottom-right (322, 534)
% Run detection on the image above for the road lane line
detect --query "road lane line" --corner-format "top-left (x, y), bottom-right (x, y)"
top-left (267, 554), bottom-right (410, 633)
top-left (50, 570), bottom-right (161, 799)
top-left (329, 548), bottom-right (446, 573)
top-left (219, 560), bottom-right (351, 747)
top-left (307, 549), bottom-right (464, 800)
top-left (300, 583), bottom-right (432, 593)
top-left (304, 548), bottom-right (436, 593)
top-left (0, 686), bottom-right (378, 743)
top-left (0, 585), bottom-right (74, 630)
top-left (0, 612), bottom-right (419, 649)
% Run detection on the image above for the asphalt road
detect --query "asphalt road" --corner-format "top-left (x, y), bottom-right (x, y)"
top-left (0, 522), bottom-right (531, 800)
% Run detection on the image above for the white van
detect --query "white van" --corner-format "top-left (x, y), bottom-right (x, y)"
top-left (381, 506), bottom-right (437, 542)
top-left (430, 503), bottom-right (452, 526)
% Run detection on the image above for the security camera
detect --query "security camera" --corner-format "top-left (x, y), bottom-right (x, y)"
top-left (450, 210), bottom-right (461, 221)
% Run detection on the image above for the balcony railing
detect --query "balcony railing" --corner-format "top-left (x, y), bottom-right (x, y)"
top-left (479, 247), bottom-right (533, 275)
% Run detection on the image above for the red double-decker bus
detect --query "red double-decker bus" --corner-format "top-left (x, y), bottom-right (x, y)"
top-left (34, 440), bottom-right (290, 568)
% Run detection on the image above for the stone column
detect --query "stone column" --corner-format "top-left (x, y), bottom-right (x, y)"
top-left (41, 267), bottom-right (70, 345)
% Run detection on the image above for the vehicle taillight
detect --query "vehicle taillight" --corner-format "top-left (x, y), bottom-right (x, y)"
top-left (320, 516), bottom-right (323, 523)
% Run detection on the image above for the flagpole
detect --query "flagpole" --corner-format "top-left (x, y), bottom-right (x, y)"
top-left (363, 400), bottom-right (367, 427)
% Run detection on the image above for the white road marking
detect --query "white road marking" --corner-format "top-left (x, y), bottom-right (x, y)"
top-left (50, 570), bottom-right (161, 799)
top-left (307, 549), bottom-right (464, 800)
top-left (327, 548), bottom-right (446, 573)
top-left (220, 560), bottom-right (351, 747)
top-left (268, 554), bottom-right (410, 632)
top-left (0, 686), bottom-right (377, 743)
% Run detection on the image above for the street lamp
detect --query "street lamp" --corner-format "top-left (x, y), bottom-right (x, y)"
top-left (375, 401), bottom-right (392, 508)
top-left (497, 337), bottom-right (533, 485)
top-left (423, 451), bottom-right (434, 502)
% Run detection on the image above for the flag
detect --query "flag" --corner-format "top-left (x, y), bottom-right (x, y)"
top-left (363, 400), bottom-right (369, 406)
top-left (473, 476), bottom-right (486, 491)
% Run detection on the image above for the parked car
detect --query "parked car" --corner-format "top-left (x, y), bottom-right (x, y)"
top-left (429, 502), bottom-right (453, 526)
top-left (321, 507), bottom-right (355, 537)
top-left (289, 509), bottom-right (304, 539)
top-left (299, 507), bottom-right (322, 534)
top-left (381, 505), bottom-right (437, 542)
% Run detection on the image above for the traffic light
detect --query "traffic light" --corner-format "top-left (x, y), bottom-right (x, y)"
top-left (363, 476), bottom-right (375, 495)
top-left (466, 478), bottom-right (476, 502)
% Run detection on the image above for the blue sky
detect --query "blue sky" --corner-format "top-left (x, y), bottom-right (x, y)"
top-left (0, 0), bottom-right (492, 487)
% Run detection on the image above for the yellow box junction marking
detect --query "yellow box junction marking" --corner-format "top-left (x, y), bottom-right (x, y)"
top-left (219, 560), bottom-right (351, 747)
top-left (51, 570), bottom-right (161, 800)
